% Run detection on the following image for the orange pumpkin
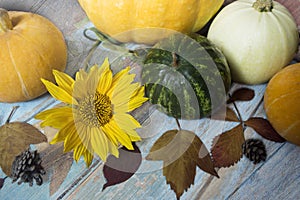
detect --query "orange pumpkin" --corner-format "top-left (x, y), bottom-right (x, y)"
top-left (0, 8), bottom-right (67, 102)
top-left (264, 63), bottom-right (300, 146)
top-left (78, 0), bottom-right (224, 44)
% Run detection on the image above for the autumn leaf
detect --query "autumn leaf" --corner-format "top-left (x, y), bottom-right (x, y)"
top-left (0, 177), bottom-right (6, 190)
top-left (211, 124), bottom-right (245, 168)
top-left (102, 142), bottom-right (142, 191)
top-left (227, 88), bottom-right (255, 104)
top-left (146, 129), bottom-right (217, 200)
top-left (0, 122), bottom-right (47, 176)
top-left (245, 117), bottom-right (286, 142)
top-left (38, 143), bottom-right (73, 196)
top-left (211, 107), bottom-right (240, 122)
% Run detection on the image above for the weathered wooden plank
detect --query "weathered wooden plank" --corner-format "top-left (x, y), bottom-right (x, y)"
top-left (229, 142), bottom-right (300, 200)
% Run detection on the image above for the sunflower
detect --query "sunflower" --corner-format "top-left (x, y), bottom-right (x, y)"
top-left (35, 58), bottom-right (148, 166)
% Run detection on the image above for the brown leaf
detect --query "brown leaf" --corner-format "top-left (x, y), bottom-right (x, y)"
top-left (38, 143), bottom-right (73, 195)
top-left (227, 88), bottom-right (255, 104)
top-left (245, 117), bottom-right (286, 142)
top-left (0, 177), bottom-right (6, 190)
top-left (103, 142), bottom-right (142, 191)
top-left (146, 129), bottom-right (218, 200)
top-left (211, 124), bottom-right (245, 168)
top-left (211, 107), bottom-right (240, 122)
top-left (0, 122), bottom-right (47, 176)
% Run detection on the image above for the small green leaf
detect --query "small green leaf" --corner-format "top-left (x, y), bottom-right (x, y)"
top-left (211, 124), bottom-right (245, 168)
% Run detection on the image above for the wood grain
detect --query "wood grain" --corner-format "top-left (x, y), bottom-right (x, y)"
top-left (0, 0), bottom-right (299, 200)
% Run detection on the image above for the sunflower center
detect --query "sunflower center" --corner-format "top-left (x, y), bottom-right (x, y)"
top-left (78, 92), bottom-right (113, 127)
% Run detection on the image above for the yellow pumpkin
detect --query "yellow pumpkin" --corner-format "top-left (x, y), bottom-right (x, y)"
top-left (264, 63), bottom-right (300, 146)
top-left (78, 0), bottom-right (224, 44)
top-left (0, 8), bottom-right (67, 102)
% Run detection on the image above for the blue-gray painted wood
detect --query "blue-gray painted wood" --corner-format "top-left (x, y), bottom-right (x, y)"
top-left (0, 0), bottom-right (299, 200)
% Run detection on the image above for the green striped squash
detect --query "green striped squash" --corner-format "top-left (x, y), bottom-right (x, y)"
top-left (142, 33), bottom-right (231, 119)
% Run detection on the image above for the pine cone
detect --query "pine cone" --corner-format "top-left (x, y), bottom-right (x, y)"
top-left (11, 149), bottom-right (45, 186)
top-left (242, 139), bottom-right (267, 164)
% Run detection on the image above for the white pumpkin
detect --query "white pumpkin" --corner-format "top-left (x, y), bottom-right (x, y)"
top-left (207, 0), bottom-right (299, 84)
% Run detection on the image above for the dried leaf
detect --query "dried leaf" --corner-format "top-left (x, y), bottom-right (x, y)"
top-left (0, 177), bottom-right (6, 190)
top-left (211, 124), bottom-right (245, 168)
top-left (227, 88), bottom-right (255, 104)
top-left (146, 129), bottom-right (218, 200)
top-left (103, 142), bottom-right (141, 191)
top-left (212, 107), bottom-right (240, 122)
top-left (39, 143), bottom-right (73, 195)
top-left (245, 117), bottom-right (286, 142)
top-left (0, 122), bottom-right (47, 176)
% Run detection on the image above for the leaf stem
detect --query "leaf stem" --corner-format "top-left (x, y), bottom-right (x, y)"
top-left (175, 118), bottom-right (182, 130)
top-left (229, 94), bottom-right (243, 123)
top-left (6, 106), bottom-right (20, 123)
top-left (3, 176), bottom-right (7, 180)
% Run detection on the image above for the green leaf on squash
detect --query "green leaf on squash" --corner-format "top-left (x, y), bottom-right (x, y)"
top-left (211, 124), bottom-right (245, 168)
top-left (0, 122), bottom-right (47, 176)
top-left (146, 129), bottom-right (218, 200)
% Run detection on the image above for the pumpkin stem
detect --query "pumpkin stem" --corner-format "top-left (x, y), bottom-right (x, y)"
top-left (0, 8), bottom-right (13, 33)
top-left (172, 52), bottom-right (179, 68)
top-left (252, 0), bottom-right (273, 12)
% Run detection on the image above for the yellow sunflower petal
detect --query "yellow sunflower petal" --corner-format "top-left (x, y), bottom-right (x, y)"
top-left (114, 113), bottom-right (141, 130)
top-left (36, 106), bottom-right (73, 128)
top-left (102, 120), bottom-right (134, 150)
top-left (97, 67), bottom-right (112, 94)
top-left (128, 86), bottom-right (148, 112)
top-left (111, 84), bottom-right (140, 113)
top-left (53, 70), bottom-right (74, 96)
top-left (106, 67), bottom-right (135, 97)
top-left (50, 121), bottom-right (76, 144)
top-left (64, 128), bottom-right (82, 152)
top-left (90, 127), bottom-right (109, 161)
top-left (74, 144), bottom-right (85, 162)
top-left (114, 114), bottom-right (141, 141)
top-left (41, 79), bottom-right (74, 104)
top-left (84, 149), bottom-right (94, 167)
top-left (72, 79), bottom-right (88, 100)
top-left (98, 57), bottom-right (110, 74)
top-left (35, 106), bottom-right (71, 120)
top-left (76, 68), bottom-right (88, 81)
top-left (108, 140), bottom-right (119, 158)
top-left (86, 65), bottom-right (101, 95)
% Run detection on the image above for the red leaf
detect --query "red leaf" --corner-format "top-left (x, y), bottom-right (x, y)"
top-left (227, 88), bottom-right (255, 103)
top-left (245, 117), bottom-right (286, 142)
top-left (211, 124), bottom-right (245, 168)
top-left (102, 142), bottom-right (141, 190)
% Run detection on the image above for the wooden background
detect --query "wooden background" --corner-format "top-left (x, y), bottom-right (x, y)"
top-left (0, 0), bottom-right (299, 200)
